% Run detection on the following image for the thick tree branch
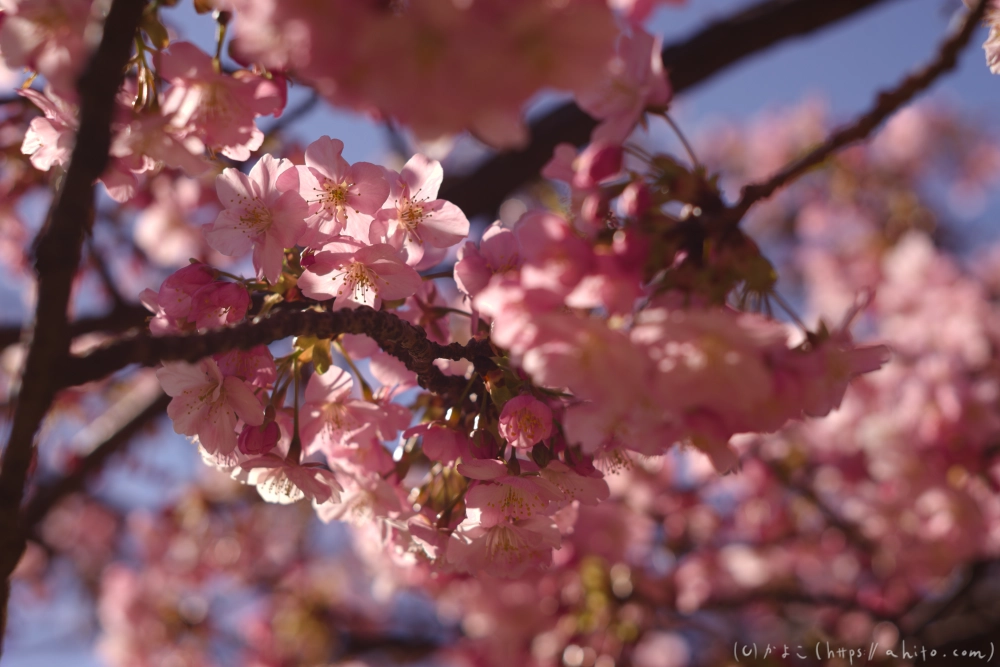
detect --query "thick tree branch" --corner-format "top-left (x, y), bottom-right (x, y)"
top-left (725, 0), bottom-right (988, 223)
top-left (61, 307), bottom-right (496, 399)
top-left (438, 0), bottom-right (901, 220)
top-left (0, 0), bottom-right (146, 652)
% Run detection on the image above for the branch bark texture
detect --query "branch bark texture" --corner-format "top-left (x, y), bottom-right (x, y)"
top-left (0, 0), bottom-right (146, 653)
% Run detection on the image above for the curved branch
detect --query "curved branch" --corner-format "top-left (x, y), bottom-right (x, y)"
top-left (0, 0), bottom-right (147, 652)
top-left (724, 0), bottom-right (989, 224)
top-left (61, 307), bottom-right (497, 399)
top-left (438, 0), bottom-right (901, 220)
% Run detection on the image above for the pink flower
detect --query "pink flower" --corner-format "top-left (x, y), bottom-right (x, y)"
top-left (20, 87), bottom-right (76, 171)
top-left (109, 113), bottom-right (209, 178)
top-left (314, 471), bottom-right (401, 525)
top-left (159, 41), bottom-right (285, 160)
top-left (498, 395), bottom-right (553, 449)
top-left (159, 263), bottom-right (216, 319)
top-left (459, 458), bottom-right (563, 524)
top-left (280, 136), bottom-right (389, 241)
top-left (0, 0), bottom-right (94, 96)
top-left (297, 238), bottom-right (422, 310)
top-left (447, 511), bottom-right (561, 577)
top-left (207, 155), bottom-right (308, 283)
top-left (514, 212), bottom-right (593, 296)
top-left (214, 345), bottom-right (277, 389)
top-left (370, 154), bottom-right (470, 269)
top-left (156, 358), bottom-right (265, 457)
top-left (538, 460), bottom-right (610, 506)
top-left (454, 222), bottom-right (521, 299)
top-left (242, 454), bottom-right (343, 505)
top-left (403, 422), bottom-right (474, 464)
top-left (576, 27), bottom-right (672, 144)
top-left (300, 366), bottom-right (386, 456)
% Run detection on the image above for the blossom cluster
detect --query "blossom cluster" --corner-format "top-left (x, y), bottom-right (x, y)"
top-left (123, 107), bottom-right (889, 578)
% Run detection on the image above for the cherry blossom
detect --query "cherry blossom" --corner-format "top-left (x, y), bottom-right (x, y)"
top-left (156, 358), bottom-right (265, 457)
top-left (207, 155), bottom-right (309, 283)
top-left (576, 27), bottom-right (672, 143)
top-left (370, 154), bottom-right (470, 269)
top-left (159, 41), bottom-right (285, 161)
top-left (498, 395), bottom-right (553, 449)
top-left (242, 454), bottom-right (343, 505)
top-left (297, 238), bottom-right (422, 310)
top-left (280, 135), bottom-right (389, 242)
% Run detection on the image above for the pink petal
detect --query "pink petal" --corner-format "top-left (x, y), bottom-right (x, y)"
top-left (223, 376), bottom-right (265, 426)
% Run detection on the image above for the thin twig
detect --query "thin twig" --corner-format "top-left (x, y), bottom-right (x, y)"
top-left (723, 0), bottom-right (989, 225)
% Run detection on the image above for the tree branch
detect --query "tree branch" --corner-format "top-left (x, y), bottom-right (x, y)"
top-left (437, 0), bottom-right (901, 220)
top-left (20, 389), bottom-right (170, 540)
top-left (0, 304), bottom-right (152, 354)
top-left (724, 0), bottom-right (988, 224)
top-left (61, 307), bottom-right (496, 399)
top-left (0, 0), bottom-right (146, 653)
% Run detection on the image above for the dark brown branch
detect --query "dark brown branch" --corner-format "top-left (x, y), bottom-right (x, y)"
top-left (437, 0), bottom-right (901, 221)
top-left (61, 307), bottom-right (496, 399)
top-left (0, 0), bottom-right (146, 653)
top-left (20, 391), bottom-right (170, 539)
top-left (725, 0), bottom-right (988, 224)
top-left (0, 304), bottom-right (152, 354)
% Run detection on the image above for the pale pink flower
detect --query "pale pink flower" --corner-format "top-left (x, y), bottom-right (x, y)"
top-left (280, 136), bottom-right (389, 241)
top-left (242, 454), bottom-right (343, 505)
top-left (159, 41), bottom-right (285, 160)
top-left (0, 0), bottom-right (94, 95)
top-left (370, 154), bottom-right (469, 268)
top-left (498, 395), bottom-right (553, 449)
top-left (300, 366), bottom-right (386, 457)
top-left (459, 458), bottom-right (564, 524)
top-left (447, 510), bottom-right (561, 577)
top-left (538, 460), bottom-right (610, 506)
top-left (297, 238), bottom-right (422, 310)
top-left (109, 113), bottom-right (209, 178)
top-left (454, 222), bottom-right (521, 299)
top-left (514, 211), bottom-right (593, 296)
top-left (207, 155), bottom-right (309, 283)
top-left (314, 471), bottom-right (401, 526)
top-left (214, 345), bottom-right (276, 389)
top-left (576, 27), bottom-right (672, 144)
top-left (20, 87), bottom-right (76, 171)
top-left (156, 358), bottom-right (265, 457)
top-left (133, 176), bottom-right (221, 267)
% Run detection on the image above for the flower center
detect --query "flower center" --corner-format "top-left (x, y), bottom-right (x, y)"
top-left (338, 261), bottom-right (380, 302)
top-left (319, 180), bottom-right (351, 217)
top-left (238, 200), bottom-right (272, 237)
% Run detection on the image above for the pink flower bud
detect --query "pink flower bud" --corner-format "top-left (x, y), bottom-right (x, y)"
top-left (238, 421), bottom-right (280, 456)
top-left (499, 395), bottom-right (553, 449)
top-left (572, 141), bottom-right (623, 189)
